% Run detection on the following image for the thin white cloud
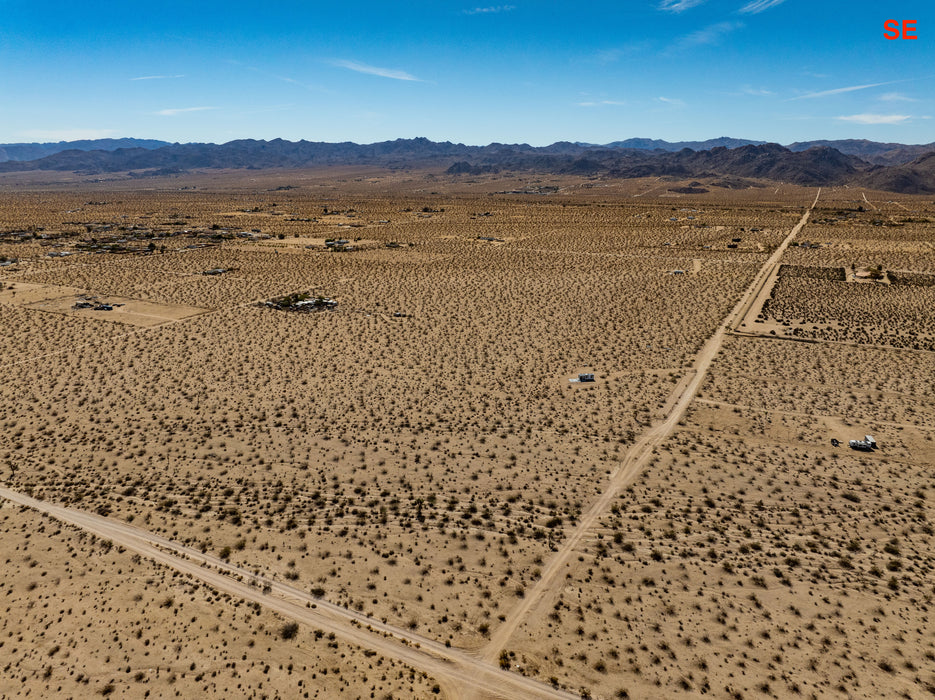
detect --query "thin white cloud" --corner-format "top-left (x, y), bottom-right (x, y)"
top-left (741, 86), bottom-right (774, 96)
top-left (233, 63), bottom-right (329, 93)
top-left (131, 74), bottom-right (185, 81)
top-left (789, 79), bottom-right (906, 100)
top-left (274, 74), bottom-right (325, 91)
top-left (739, 0), bottom-right (786, 14)
top-left (156, 106), bottom-right (217, 116)
top-left (836, 114), bottom-right (912, 125)
top-left (577, 100), bottom-right (626, 107)
top-left (330, 59), bottom-right (422, 82)
top-left (463, 5), bottom-right (515, 14)
top-left (19, 129), bottom-right (117, 141)
top-left (678, 21), bottom-right (744, 48)
top-left (659, 0), bottom-right (706, 12)
top-left (879, 92), bottom-right (918, 102)
top-left (658, 96), bottom-right (686, 107)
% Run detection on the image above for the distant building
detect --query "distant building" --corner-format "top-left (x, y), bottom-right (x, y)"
top-left (849, 439), bottom-right (872, 451)
top-left (293, 298), bottom-right (337, 309)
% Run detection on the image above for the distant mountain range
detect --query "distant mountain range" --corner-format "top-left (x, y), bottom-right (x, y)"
top-left (0, 136), bottom-right (932, 194)
top-left (0, 138), bottom-right (170, 163)
top-left (786, 139), bottom-right (935, 166)
top-left (578, 137), bottom-right (768, 152)
top-left (579, 137), bottom-right (935, 167)
top-left (855, 152), bottom-right (935, 194)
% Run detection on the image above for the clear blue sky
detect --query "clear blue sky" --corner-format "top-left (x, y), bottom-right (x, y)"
top-left (0, 0), bottom-right (932, 145)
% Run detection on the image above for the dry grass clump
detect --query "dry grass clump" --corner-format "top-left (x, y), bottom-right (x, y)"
top-left (0, 501), bottom-right (441, 698)
top-left (506, 335), bottom-right (935, 698)
top-left (748, 196), bottom-right (935, 350)
top-left (0, 303), bottom-right (127, 362)
top-left (762, 276), bottom-right (935, 349)
top-left (782, 199), bottom-right (935, 274)
top-left (777, 264), bottom-right (845, 281)
top-left (3, 173), bottom-right (933, 697)
top-left (0, 180), bottom-right (802, 651)
top-left (700, 338), bottom-right (935, 431)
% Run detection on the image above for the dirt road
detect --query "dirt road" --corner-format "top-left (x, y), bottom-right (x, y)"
top-left (0, 486), bottom-right (578, 700)
top-left (730, 192), bottom-right (818, 333)
top-left (479, 188), bottom-right (820, 665)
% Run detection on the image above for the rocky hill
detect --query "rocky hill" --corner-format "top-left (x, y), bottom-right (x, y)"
top-left (575, 137), bottom-right (933, 166)
top-left (0, 138), bottom-right (170, 163)
top-left (787, 139), bottom-right (935, 166)
top-left (855, 152), bottom-right (935, 194)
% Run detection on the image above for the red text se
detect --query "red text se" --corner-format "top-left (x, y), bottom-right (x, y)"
top-left (884, 19), bottom-right (917, 39)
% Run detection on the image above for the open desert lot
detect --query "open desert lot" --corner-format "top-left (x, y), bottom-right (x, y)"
top-left (1, 170), bottom-right (934, 698)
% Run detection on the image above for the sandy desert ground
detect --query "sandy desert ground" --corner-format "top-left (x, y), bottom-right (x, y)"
top-left (1, 168), bottom-right (933, 698)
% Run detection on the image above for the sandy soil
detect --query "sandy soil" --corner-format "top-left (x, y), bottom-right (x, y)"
top-left (0, 281), bottom-right (84, 304)
top-left (24, 294), bottom-right (209, 327)
top-left (1, 170), bottom-right (933, 699)
top-left (0, 499), bottom-right (444, 699)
